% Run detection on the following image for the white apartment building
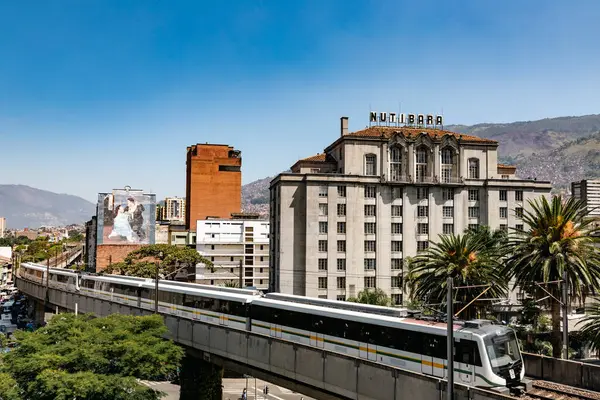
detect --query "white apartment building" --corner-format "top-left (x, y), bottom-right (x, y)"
top-left (571, 179), bottom-right (600, 219)
top-left (162, 197), bottom-right (186, 222)
top-left (269, 116), bottom-right (552, 303)
top-left (0, 217), bottom-right (5, 238)
top-left (195, 218), bottom-right (270, 289)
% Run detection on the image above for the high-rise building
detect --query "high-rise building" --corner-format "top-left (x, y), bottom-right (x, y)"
top-left (185, 144), bottom-right (242, 232)
top-left (161, 197), bottom-right (186, 222)
top-left (0, 217), bottom-right (5, 238)
top-left (571, 179), bottom-right (600, 219)
top-left (195, 215), bottom-right (269, 289)
top-left (269, 116), bottom-right (552, 302)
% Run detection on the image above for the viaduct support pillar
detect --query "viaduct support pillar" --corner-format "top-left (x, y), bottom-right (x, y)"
top-left (179, 354), bottom-right (223, 400)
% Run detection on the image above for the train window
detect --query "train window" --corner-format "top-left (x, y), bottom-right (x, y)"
top-left (423, 334), bottom-right (447, 359)
top-left (455, 339), bottom-right (482, 366)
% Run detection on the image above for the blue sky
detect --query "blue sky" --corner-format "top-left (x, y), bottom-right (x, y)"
top-left (1, 1), bottom-right (599, 203)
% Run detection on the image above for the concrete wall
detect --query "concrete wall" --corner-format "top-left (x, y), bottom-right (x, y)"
top-left (523, 352), bottom-right (600, 392)
top-left (17, 276), bottom-right (515, 400)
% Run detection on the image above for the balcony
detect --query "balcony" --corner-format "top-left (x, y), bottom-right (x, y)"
top-left (439, 176), bottom-right (464, 185)
top-left (382, 172), bottom-right (411, 184)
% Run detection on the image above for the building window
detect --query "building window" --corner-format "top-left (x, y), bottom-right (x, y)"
top-left (417, 187), bottom-right (429, 200)
top-left (516, 224), bottom-right (524, 232)
top-left (391, 223), bottom-right (402, 234)
top-left (337, 240), bottom-right (346, 252)
top-left (442, 188), bottom-right (454, 201)
top-left (499, 224), bottom-right (508, 232)
top-left (391, 241), bottom-right (402, 253)
top-left (319, 186), bottom-right (328, 197)
top-left (468, 223), bottom-right (479, 230)
top-left (318, 240), bottom-right (327, 252)
top-left (417, 223), bottom-right (429, 235)
top-left (468, 207), bottom-right (479, 218)
top-left (365, 154), bottom-right (377, 176)
top-left (516, 190), bottom-right (523, 202)
top-left (390, 146), bottom-right (403, 181)
top-left (364, 258), bottom-right (376, 270)
top-left (500, 207), bottom-right (508, 219)
top-left (391, 276), bottom-right (402, 288)
top-left (260, 256), bottom-right (264, 262)
top-left (443, 224), bottom-right (454, 235)
top-left (364, 240), bottom-right (376, 252)
top-left (337, 204), bottom-right (346, 216)
top-left (468, 158), bottom-right (480, 179)
top-left (337, 222), bottom-right (346, 234)
top-left (443, 206), bottom-right (454, 218)
top-left (364, 222), bottom-right (376, 235)
top-left (364, 277), bottom-right (376, 288)
top-left (336, 295), bottom-right (346, 301)
top-left (337, 259), bottom-right (346, 271)
top-left (392, 205), bottom-right (402, 217)
top-left (337, 277), bottom-right (346, 289)
top-left (318, 295), bottom-right (327, 299)
top-left (499, 190), bottom-right (507, 201)
top-left (468, 189), bottom-right (479, 201)
top-left (392, 294), bottom-right (402, 305)
top-left (364, 205), bottom-right (376, 217)
top-left (337, 186), bottom-right (346, 197)
top-left (441, 147), bottom-right (454, 183)
top-left (515, 207), bottom-right (524, 219)
top-left (391, 258), bottom-right (403, 270)
top-left (319, 221), bottom-right (328, 234)
top-left (365, 185), bottom-right (376, 198)
top-left (318, 258), bottom-right (328, 271)
top-left (310, 168), bottom-right (320, 173)
top-left (417, 206), bottom-right (428, 217)
top-left (416, 146), bottom-right (428, 183)
top-left (319, 204), bottom-right (328, 216)
top-left (417, 241), bottom-right (429, 252)
top-left (318, 277), bottom-right (327, 289)
top-left (230, 256), bottom-right (234, 262)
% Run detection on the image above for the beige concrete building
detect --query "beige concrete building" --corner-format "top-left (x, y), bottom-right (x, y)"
top-left (195, 217), bottom-right (269, 289)
top-left (161, 197), bottom-right (186, 222)
top-left (269, 116), bottom-right (552, 303)
top-left (0, 217), bottom-right (5, 238)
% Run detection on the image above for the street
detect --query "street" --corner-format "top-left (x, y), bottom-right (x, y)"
top-left (137, 378), bottom-right (314, 400)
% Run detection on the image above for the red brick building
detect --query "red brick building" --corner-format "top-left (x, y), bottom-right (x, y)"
top-left (185, 144), bottom-right (242, 232)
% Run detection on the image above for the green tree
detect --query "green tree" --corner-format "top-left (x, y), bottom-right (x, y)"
top-left (405, 232), bottom-right (508, 319)
top-left (104, 244), bottom-right (213, 280)
top-left (347, 288), bottom-right (391, 306)
top-left (67, 230), bottom-right (84, 242)
top-left (1, 313), bottom-right (183, 400)
top-left (577, 300), bottom-right (600, 353)
top-left (504, 195), bottom-right (600, 358)
top-left (222, 281), bottom-right (239, 288)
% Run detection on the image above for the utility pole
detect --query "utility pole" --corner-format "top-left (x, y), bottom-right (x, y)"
top-left (562, 271), bottom-right (569, 359)
top-left (154, 260), bottom-right (160, 314)
top-left (446, 275), bottom-right (454, 400)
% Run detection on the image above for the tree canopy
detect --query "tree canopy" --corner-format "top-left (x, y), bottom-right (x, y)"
top-left (405, 228), bottom-right (508, 319)
top-left (504, 195), bottom-right (600, 357)
top-left (0, 313), bottom-right (183, 400)
top-left (104, 244), bottom-right (213, 280)
top-left (347, 288), bottom-right (391, 306)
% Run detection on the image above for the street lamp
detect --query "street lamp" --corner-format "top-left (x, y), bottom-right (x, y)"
top-left (154, 252), bottom-right (163, 314)
top-left (446, 275), bottom-right (454, 400)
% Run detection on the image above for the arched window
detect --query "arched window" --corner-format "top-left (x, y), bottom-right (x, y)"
top-left (390, 146), bottom-right (403, 181)
top-left (441, 148), bottom-right (453, 183)
top-left (365, 154), bottom-right (377, 176)
top-left (468, 158), bottom-right (480, 179)
top-left (415, 146), bottom-right (428, 182)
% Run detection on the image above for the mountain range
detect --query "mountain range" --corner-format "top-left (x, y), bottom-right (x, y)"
top-left (2, 114), bottom-right (599, 227)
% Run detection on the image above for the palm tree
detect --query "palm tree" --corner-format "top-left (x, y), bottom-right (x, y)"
top-left (222, 281), bottom-right (239, 288)
top-left (405, 233), bottom-right (508, 320)
top-left (578, 301), bottom-right (600, 355)
top-left (347, 288), bottom-right (391, 306)
top-left (505, 195), bottom-right (600, 358)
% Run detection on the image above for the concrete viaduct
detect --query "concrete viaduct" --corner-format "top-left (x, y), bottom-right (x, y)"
top-left (16, 275), bottom-right (516, 400)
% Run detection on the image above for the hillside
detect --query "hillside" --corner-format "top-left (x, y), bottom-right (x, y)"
top-left (241, 176), bottom-right (272, 217)
top-left (447, 114), bottom-right (600, 158)
top-left (0, 185), bottom-right (95, 229)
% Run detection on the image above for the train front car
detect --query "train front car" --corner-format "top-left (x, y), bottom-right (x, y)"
top-left (476, 324), bottom-right (525, 390)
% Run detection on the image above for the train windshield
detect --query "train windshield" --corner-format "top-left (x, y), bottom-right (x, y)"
top-left (484, 330), bottom-right (521, 368)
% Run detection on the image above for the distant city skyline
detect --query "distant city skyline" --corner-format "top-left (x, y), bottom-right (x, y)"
top-left (1, 1), bottom-right (600, 202)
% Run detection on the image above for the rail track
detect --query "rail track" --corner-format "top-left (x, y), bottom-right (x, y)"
top-left (522, 380), bottom-right (600, 400)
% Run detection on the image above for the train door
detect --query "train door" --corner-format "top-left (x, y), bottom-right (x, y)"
top-left (358, 326), bottom-right (377, 361)
top-left (269, 309), bottom-right (282, 339)
top-left (310, 316), bottom-right (324, 349)
top-left (422, 335), bottom-right (445, 378)
top-left (456, 336), bottom-right (475, 385)
top-left (219, 300), bottom-right (228, 326)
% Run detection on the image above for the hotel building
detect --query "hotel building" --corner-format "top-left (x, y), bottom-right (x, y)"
top-left (269, 116), bottom-right (552, 303)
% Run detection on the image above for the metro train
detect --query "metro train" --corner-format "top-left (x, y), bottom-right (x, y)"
top-left (19, 263), bottom-right (525, 390)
